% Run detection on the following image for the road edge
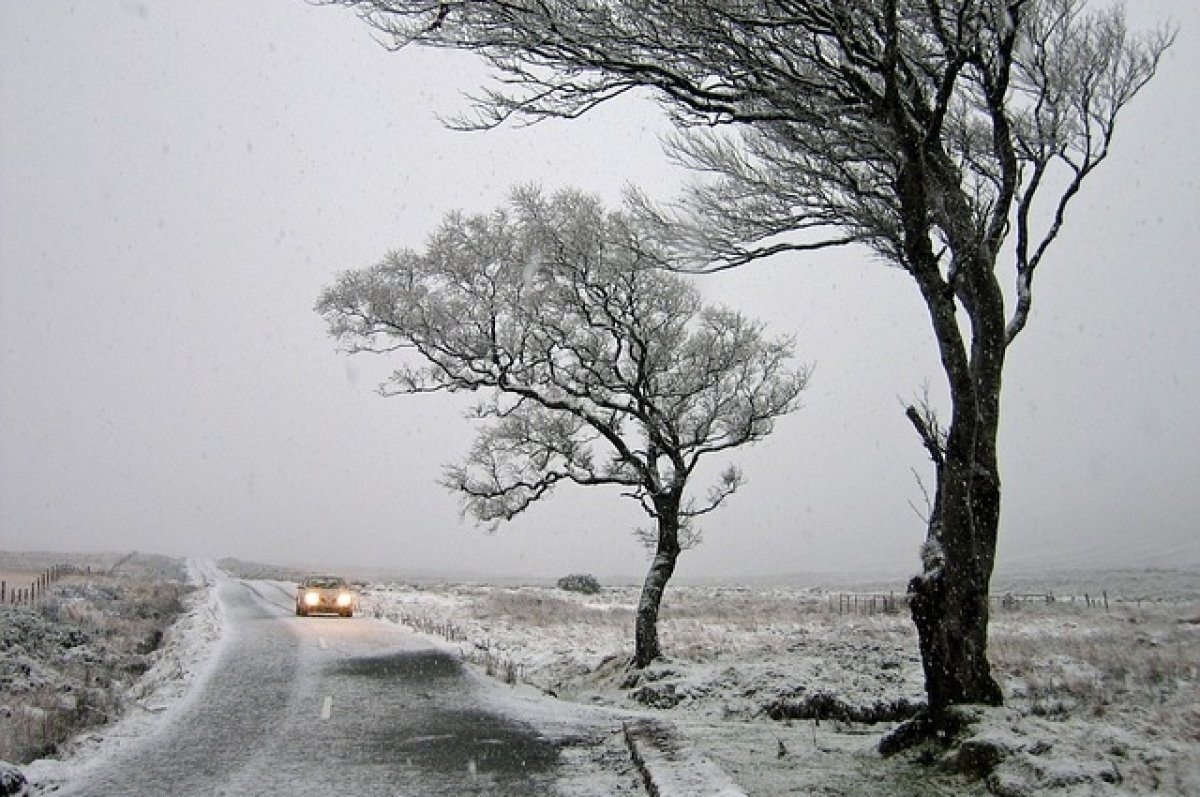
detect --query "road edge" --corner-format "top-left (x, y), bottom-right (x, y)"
top-left (623, 718), bottom-right (747, 797)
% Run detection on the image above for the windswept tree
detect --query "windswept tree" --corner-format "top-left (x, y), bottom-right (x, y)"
top-left (325, 0), bottom-right (1173, 724)
top-left (317, 188), bottom-right (808, 666)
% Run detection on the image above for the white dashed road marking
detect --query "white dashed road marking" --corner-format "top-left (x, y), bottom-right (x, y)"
top-left (320, 695), bottom-right (333, 720)
top-left (318, 637), bottom-right (328, 650)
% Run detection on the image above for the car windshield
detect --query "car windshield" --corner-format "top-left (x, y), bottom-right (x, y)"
top-left (304, 577), bottom-right (345, 589)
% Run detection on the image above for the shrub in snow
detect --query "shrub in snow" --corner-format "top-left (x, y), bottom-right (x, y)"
top-left (557, 574), bottom-right (601, 595)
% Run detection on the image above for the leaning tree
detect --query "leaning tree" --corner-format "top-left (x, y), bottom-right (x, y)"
top-left (317, 187), bottom-right (808, 666)
top-left (325, 0), bottom-right (1173, 723)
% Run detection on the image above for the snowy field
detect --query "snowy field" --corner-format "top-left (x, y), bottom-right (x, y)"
top-left (2, 556), bottom-right (1197, 795)
top-left (356, 572), bottom-right (1200, 796)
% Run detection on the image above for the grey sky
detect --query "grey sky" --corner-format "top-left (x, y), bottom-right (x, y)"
top-left (2, 0), bottom-right (1197, 581)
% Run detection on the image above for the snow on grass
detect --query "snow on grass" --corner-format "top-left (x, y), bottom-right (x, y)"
top-left (16, 558), bottom-right (226, 792)
top-left (360, 577), bottom-right (1200, 796)
top-left (0, 554), bottom-right (197, 764)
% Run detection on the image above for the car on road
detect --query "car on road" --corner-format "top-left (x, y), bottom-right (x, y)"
top-left (295, 575), bottom-right (355, 617)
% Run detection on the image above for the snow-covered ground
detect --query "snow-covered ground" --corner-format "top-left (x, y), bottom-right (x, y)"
top-left (5, 561), bottom-right (1198, 795)
top-left (358, 577), bottom-right (1200, 796)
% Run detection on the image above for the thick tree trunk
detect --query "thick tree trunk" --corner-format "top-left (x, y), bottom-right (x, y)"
top-left (634, 506), bottom-right (681, 668)
top-left (908, 462), bottom-right (1005, 716)
top-left (898, 426), bottom-right (1004, 753)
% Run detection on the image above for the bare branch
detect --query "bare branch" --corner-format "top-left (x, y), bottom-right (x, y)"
top-left (904, 385), bottom-right (946, 467)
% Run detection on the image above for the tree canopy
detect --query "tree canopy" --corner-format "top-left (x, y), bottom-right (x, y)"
top-left (338, 0), bottom-right (1170, 334)
top-left (319, 187), bottom-right (806, 527)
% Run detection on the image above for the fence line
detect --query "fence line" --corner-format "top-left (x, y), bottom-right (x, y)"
top-left (994, 590), bottom-right (1111, 612)
top-left (2, 563), bottom-right (89, 606)
top-left (828, 592), bottom-right (903, 616)
top-left (820, 589), bottom-right (1116, 616)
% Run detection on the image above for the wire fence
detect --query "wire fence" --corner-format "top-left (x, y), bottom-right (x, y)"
top-left (826, 589), bottom-right (1120, 615)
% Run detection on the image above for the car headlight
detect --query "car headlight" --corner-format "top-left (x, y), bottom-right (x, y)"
top-left (336, 592), bottom-right (353, 607)
top-left (304, 592), bottom-right (320, 606)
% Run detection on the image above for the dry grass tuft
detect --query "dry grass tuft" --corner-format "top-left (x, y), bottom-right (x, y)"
top-left (471, 587), bottom-right (633, 628)
top-left (989, 603), bottom-right (1199, 733)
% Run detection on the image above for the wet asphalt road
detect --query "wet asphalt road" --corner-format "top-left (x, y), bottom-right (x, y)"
top-left (57, 574), bottom-right (634, 796)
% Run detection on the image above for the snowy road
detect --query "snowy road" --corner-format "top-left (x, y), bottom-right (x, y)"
top-left (54, 567), bottom-right (637, 796)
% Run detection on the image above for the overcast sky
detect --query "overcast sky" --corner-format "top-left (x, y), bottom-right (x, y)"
top-left (2, 1), bottom-right (1197, 582)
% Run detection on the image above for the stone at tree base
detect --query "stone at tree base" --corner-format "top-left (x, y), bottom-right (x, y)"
top-left (0, 761), bottom-right (27, 797)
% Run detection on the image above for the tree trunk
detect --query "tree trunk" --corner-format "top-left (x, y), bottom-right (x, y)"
top-left (907, 278), bottom-right (1007, 719)
top-left (633, 504), bottom-right (681, 668)
top-left (899, 199), bottom-right (1007, 723)
top-left (908, 459), bottom-right (1005, 716)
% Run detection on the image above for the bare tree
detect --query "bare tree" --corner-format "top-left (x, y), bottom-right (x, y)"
top-left (324, 0), bottom-right (1173, 727)
top-left (317, 188), bottom-right (808, 667)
